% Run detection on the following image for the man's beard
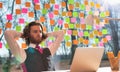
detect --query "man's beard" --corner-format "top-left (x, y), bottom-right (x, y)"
top-left (29, 36), bottom-right (42, 45)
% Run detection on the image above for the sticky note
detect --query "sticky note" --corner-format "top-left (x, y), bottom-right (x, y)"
top-left (5, 43), bottom-right (9, 49)
top-left (80, 4), bottom-right (85, 11)
top-left (0, 42), bottom-right (2, 48)
top-left (75, 2), bottom-right (79, 8)
top-left (71, 17), bottom-right (76, 23)
top-left (73, 40), bottom-right (78, 45)
top-left (43, 26), bottom-right (47, 32)
top-left (95, 25), bottom-right (100, 30)
top-left (79, 12), bottom-right (84, 18)
top-left (48, 37), bottom-right (55, 41)
top-left (89, 33), bottom-right (94, 38)
top-left (53, 26), bottom-right (60, 31)
top-left (16, 0), bottom-right (21, 4)
top-left (50, 19), bottom-right (55, 25)
top-left (83, 39), bottom-right (89, 45)
top-left (89, 11), bottom-right (93, 15)
top-left (28, 12), bottom-right (34, 17)
top-left (42, 9), bottom-right (47, 14)
top-left (50, 0), bottom-right (55, 4)
top-left (69, 24), bottom-right (74, 29)
top-left (22, 8), bottom-right (28, 13)
top-left (25, 2), bottom-right (31, 7)
top-left (19, 18), bottom-right (24, 24)
top-left (62, 11), bottom-right (66, 16)
top-left (90, 2), bottom-right (94, 7)
top-left (16, 9), bottom-right (21, 14)
top-left (75, 24), bottom-right (80, 28)
top-left (102, 38), bottom-right (108, 43)
top-left (98, 42), bottom-right (104, 47)
top-left (48, 12), bottom-right (54, 19)
top-left (78, 37), bottom-right (84, 43)
top-left (54, 4), bottom-right (59, 10)
top-left (98, 31), bottom-right (102, 37)
top-left (61, 2), bottom-right (66, 7)
top-left (81, 24), bottom-right (86, 30)
top-left (72, 30), bottom-right (78, 36)
top-left (64, 23), bottom-right (69, 28)
top-left (80, 18), bottom-right (85, 24)
top-left (94, 30), bottom-right (98, 35)
top-left (68, 4), bottom-right (74, 10)
top-left (34, 0), bottom-right (39, 3)
top-left (40, 16), bottom-right (45, 22)
top-left (96, 3), bottom-right (100, 8)
top-left (64, 35), bottom-right (71, 41)
top-left (78, 31), bottom-right (83, 37)
top-left (7, 14), bottom-right (12, 20)
top-left (106, 35), bottom-right (111, 41)
top-left (84, 0), bottom-right (88, 5)
top-left (67, 11), bottom-right (72, 17)
top-left (66, 42), bottom-right (71, 47)
top-left (84, 31), bottom-right (89, 36)
top-left (0, 28), bottom-right (2, 34)
top-left (68, 0), bottom-right (74, 4)
top-left (47, 41), bottom-right (52, 46)
top-left (35, 4), bottom-right (40, 10)
top-left (102, 29), bottom-right (108, 34)
top-left (0, 2), bottom-right (3, 8)
top-left (100, 12), bottom-right (105, 18)
top-left (65, 18), bottom-right (70, 23)
top-left (58, 19), bottom-right (63, 26)
top-left (22, 43), bottom-right (27, 49)
top-left (40, 42), bottom-right (45, 47)
top-left (73, 12), bottom-right (78, 17)
top-left (94, 38), bottom-right (99, 44)
top-left (67, 30), bottom-right (72, 35)
top-left (86, 25), bottom-right (92, 30)
top-left (5, 22), bottom-right (12, 28)
top-left (45, 3), bottom-right (50, 9)
top-left (16, 26), bottom-right (21, 32)
top-left (53, 10), bottom-right (59, 15)
top-left (106, 11), bottom-right (110, 16)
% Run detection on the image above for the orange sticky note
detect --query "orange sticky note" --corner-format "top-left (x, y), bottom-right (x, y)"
top-left (66, 42), bottom-right (71, 47)
top-left (61, 2), bottom-right (66, 7)
top-left (73, 40), bottom-right (79, 45)
top-left (96, 3), bottom-right (100, 8)
top-left (5, 22), bottom-right (12, 28)
top-left (53, 10), bottom-right (59, 15)
top-left (67, 11), bottom-right (72, 17)
top-left (22, 43), bottom-right (27, 49)
top-left (43, 26), bottom-right (47, 32)
top-left (64, 23), bottom-right (69, 28)
top-left (34, 4), bottom-right (40, 10)
top-left (79, 12), bottom-right (84, 18)
top-left (75, 2), bottom-right (80, 8)
top-left (40, 16), bottom-right (45, 22)
top-left (0, 28), bottom-right (2, 34)
top-left (25, 2), bottom-right (31, 7)
top-left (106, 11), bottom-right (110, 16)
top-left (16, 0), bottom-right (21, 4)
top-left (16, 9), bottom-right (21, 14)
top-left (50, 19), bottom-right (55, 25)
top-left (102, 38), bottom-right (108, 43)
top-left (83, 39), bottom-right (89, 45)
top-left (62, 11), bottom-right (66, 16)
top-left (107, 51), bottom-right (114, 59)
top-left (0, 2), bottom-right (3, 8)
top-left (104, 18), bottom-right (109, 24)
top-left (84, 0), bottom-right (88, 5)
top-left (98, 31), bottom-right (102, 37)
top-left (80, 24), bottom-right (86, 30)
top-left (68, 4), bottom-right (74, 10)
top-left (45, 4), bottom-right (50, 9)
top-left (28, 12), bottom-right (34, 17)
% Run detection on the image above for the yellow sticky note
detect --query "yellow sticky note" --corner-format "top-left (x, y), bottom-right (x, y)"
top-left (89, 33), bottom-right (94, 38)
top-left (106, 11), bottom-right (110, 16)
top-left (66, 42), bottom-right (71, 47)
top-left (72, 30), bottom-right (78, 36)
top-left (62, 11), bottom-right (66, 16)
top-left (96, 3), bottom-right (100, 8)
top-left (75, 24), bottom-right (80, 28)
top-left (78, 37), bottom-right (84, 43)
top-left (50, 0), bottom-right (55, 4)
top-left (90, 2), bottom-right (94, 7)
top-left (75, 2), bottom-right (80, 8)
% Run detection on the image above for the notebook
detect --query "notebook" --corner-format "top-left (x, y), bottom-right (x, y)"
top-left (70, 47), bottom-right (104, 72)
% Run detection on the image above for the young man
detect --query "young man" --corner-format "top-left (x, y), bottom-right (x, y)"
top-left (4, 21), bottom-right (64, 72)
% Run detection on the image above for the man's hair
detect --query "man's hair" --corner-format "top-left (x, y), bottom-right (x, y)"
top-left (22, 21), bottom-right (47, 45)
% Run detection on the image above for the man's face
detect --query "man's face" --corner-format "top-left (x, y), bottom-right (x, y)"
top-left (29, 25), bottom-right (43, 45)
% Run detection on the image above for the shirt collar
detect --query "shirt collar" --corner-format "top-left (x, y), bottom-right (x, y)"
top-left (29, 43), bottom-right (36, 48)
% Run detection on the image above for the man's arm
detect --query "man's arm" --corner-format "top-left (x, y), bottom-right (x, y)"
top-left (47, 30), bottom-right (65, 56)
top-left (4, 30), bottom-right (26, 63)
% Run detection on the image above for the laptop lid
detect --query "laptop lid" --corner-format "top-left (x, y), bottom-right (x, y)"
top-left (70, 47), bottom-right (104, 72)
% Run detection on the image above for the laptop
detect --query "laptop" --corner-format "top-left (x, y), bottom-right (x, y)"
top-left (70, 47), bottom-right (104, 72)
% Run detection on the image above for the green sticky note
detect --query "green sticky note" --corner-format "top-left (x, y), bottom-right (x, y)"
top-left (86, 25), bottom-right (92, 30)
top-left (42, 9), bottom-right (47, 14)
top-left (64, 35), bottom-right (71, 41)
top-left (100, 12), bottom-right (105, 18)
top-left (66, 18), bottom-right (70, 23)
top-left (89, 11), bottom-right (93, 15)
top-left (69, 23), bottom-right (74, 29)
top-left (68, 0), bottom-right (74, 4)
top-left (25, 22), bottom-right (29, 25)
top-left (40, 42), bottom-right (45, 47)
top-left (84, 31), bottom-right (89, 36)
top-left (5, 43), bottom-right (9, 49)
top-left (102, 29), bottom-right (108, 34)
top-left (48, 37), bottom-right (55, 40)
top-left (16, 26), bottom-right (21, 32)
top-left (80, 4), bottom-right (85, 10)
top-left (94, 38), bottom-right (99, 44)
top-left (53, 26), bottom-right (60, 31)
top-left (73, 12), bottom-right (78, 17)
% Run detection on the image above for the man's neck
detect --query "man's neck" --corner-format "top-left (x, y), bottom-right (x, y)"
top-left (29, 43), bottom-right (36, 48)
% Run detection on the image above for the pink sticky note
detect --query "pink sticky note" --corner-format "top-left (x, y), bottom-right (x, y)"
top-left (106, 35), bottom-right (111, 41)
top-left (58, 19), bottom-right (63, 26)
top-left (86, 5), bottom-right (90, 11)
top-left (34, 0), bottom-right (39, 3)
top-left (19, 18), bottom-right (24, 24)
top-left (94, 25), bottom-right (100, 30)
top-left (78, 31), bottom-right (83, 37)
top-left (71, 18), bottom-right (76, 23)
top-left (54, 4), bottom-right (59, 10)
top-left (48, 12), bottom-right (54, 19)
top-left (47, 41), bottom-right (53, 46)
top-left (98, 42), bottom-right (104, 47)
top-left (7, 14), bottom-right (12, 20)
top-left (67, 30), bottom-right (72, 35)
top-left (0, 42), bottom-right (2, 48)
top-left (80, 18), bottom-right (85, 24)
top-left (22, 8), bottom-right (28, 13)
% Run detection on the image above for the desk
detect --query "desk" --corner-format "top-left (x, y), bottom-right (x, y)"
top-left (43, 67), bottom-right (120, 72)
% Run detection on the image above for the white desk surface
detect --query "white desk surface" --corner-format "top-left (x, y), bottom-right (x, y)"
top-left (43, 67), bottom-right (120, 72)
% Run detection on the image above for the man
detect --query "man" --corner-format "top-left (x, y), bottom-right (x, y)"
top-left (4, 21), bottom-right (64, 72)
